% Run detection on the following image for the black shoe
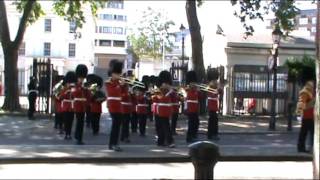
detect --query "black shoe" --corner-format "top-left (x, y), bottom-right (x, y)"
top-left (109, 145), bottom-right (122, 152)
top-left (59, 130), bottom-right (64, 135)
top-left (76, 141), bottom-right (85, 145)
top-left (124, 138), bottom-right (131, 143)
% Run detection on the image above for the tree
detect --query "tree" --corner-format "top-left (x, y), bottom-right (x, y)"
top-left (185, 0), bottom-right (206, 82)
top-left (0, 0), bottom-right (106, 111)
top-left (128, 7), bottom-right (175, 61)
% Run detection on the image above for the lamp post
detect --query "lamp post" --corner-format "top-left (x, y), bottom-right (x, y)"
top-left (180, 24), bottom-right (186, 83)
top-left (269, 25), bottom-right (282, 130)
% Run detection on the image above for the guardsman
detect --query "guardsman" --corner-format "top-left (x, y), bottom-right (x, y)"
top-left (170, 88), bottom-right (181, 135)
top-left (128, 71), bottom-right (138, 133)
top-left (27, 76), bottom-right (38, 120)
top-left (296, 66), bottom-right (315, 153)
top-left (89, 75), bottom-right (106, 135)
top-left (207, 69), bottom-right (220, 140)
top-left (53, 75), bottom-right (65, 134)
top-left (85, 74), bottom-right (96, 128)
top-left (120, 74), bottom-right (132, 143)
top-left (59, 71), bottom-right (77, 140)
top-left (185, 71), bottom-right (200, 143)
top-left (135, 86), bottom-right (148, 137)
top-left (72, 64), bottom-right (91, 145)
top-left (106, 60), bottom-right (123, 151)
top-left (156, 71), bottom-right (175, 148)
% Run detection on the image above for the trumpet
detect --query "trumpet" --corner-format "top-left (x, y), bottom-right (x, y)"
top-left (120, 77), bottom-right (146, 88)
top-left (193, 83), bottom-right (218, 94)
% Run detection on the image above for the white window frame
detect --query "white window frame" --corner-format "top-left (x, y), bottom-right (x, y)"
top-left (18, 42), bottom-right (26, 56)
top-left (299, 18), bottom-right (308, 25)
top-left (44, 19), bottom-right (52, 32)
top-left (44, 42), bottom-right (51, 56)
top-left (68, 43), bottom-right (76, 57)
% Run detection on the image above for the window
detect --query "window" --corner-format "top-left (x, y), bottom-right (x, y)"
top-left (113, 27), bottom-right (123, 34)
top-left (103, 26), bottom-right (113, 33)
top-left (44, 19), bottom-right (51, 32)
top-left (312, 27), bottom-right (316, 33)
top-left (312, 17), bottom-right (317, 24)
top-left (18, 42), bottom-right (25, 56)
top-left (299, 18), bottom-right (308, 25)
top-left (68, 43), bottom-right (76, 57)
top-left (44, 42), bottom-right (51, 56)
top-left (107, 1), bottom-right (124, 9)
top-left (69, 21), bottom-right (76, 33)
top-left (299, 27), bottom-right (308, 31)
top-left (104, 14), bottom-right (113, 20)
top-left (99, 40), bottom-right (111, 46)
top-left (113, 40), bottom-right (125, 47)
top-left (114, 15), bottom-right (126, 21)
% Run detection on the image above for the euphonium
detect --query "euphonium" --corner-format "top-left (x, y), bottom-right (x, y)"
top-left (52, 80), bottom-right (64, 97)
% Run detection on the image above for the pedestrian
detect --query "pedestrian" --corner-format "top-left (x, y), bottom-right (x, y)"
top-left (155, 70), bottom-right (175, 148)
top-left (59, 71), bottom-right (77, 140)
top-left (135, 86), bottom-right (148, 137)
top-left (120, 74), bottom-right (132, 143)
top-left (296, 66), bottom-right (315, 153)
top-left (52, 75), bottom-right (64, 134)
top-left (72, 64), bottom-right (91, 145)
top-left (106, 60), bottom-right (123, 151)
top-left (207, 69), bottom-right (220, 140)
top-left (89, 75), bottom-right (106, 135)
top-left (27, 76), bottom-right (38, 120)
top-left (185, 71), bottom-right (200, 143)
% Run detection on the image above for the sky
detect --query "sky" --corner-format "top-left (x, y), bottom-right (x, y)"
top-left (125, 0), bottom-right (317, 36)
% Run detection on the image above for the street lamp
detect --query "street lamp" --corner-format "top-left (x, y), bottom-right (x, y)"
top-left (180, 24), bottom-right (186, 83)
top-left (269, 25), bottom-right (282, 130)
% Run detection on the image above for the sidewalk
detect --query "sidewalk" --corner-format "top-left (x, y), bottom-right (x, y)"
top-left (0, 114), bottom-right (312, 163)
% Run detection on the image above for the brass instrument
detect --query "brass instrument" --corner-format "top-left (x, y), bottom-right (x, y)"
top-left (52, 80), bottom-right (64, 97)
top-left (193, 83), bottom-right (218, 94)
top-left (120, 77), bottom-right (146, 88)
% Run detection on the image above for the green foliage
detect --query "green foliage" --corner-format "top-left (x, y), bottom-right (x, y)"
top-left (128, 7), bottom-right (175, 60)
top-left (231, 0), bottom-right (299, 37)
top-left (14, 0), bottom-right (45, 24)
top-left (284, 54), bottom-right (316, 82)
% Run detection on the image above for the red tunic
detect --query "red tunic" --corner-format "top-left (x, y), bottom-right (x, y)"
top-left (55, 97), bottom-right (63, 113)
top-left (152, 95), bottom-right (159, 115)
top-left (157, 89), bottom-right (172, 118)
top-left (121, 85), bottom-right (132, 114)
top-left (71, 83), bottom-right (91, 113)
top-left (170, 91), bottom-right (180, 114)
top-left (90, 91), bottom-right (106, 113)
top-left (207, 90), bottom-right (219, 112)
top-left (136, 94), bottom-right (148, 114)
top-left (105, 79), bottom-right (122, 113)
top-left (131, 93), bottom-right (137, 113)
top-left (185, 87), bottom-right (199, 113)
top-left (59, 86), bottom-right (74, 112)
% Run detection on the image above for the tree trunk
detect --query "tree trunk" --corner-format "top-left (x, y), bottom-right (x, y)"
top-left (314, 1), bottom-right (320, 179)
top-left (185, 0), bottom-right (205, 82)
top-left (2, 48), bottom-right (21, 111)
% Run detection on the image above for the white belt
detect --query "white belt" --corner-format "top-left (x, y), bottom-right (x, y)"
top-left (107, 97), bottom-right (121, 101)
top-left (157, 103), bottom-right (172, 107)
top-left (171, 103), bottom-right (180, 106)
top-left (137, 104), bottom-right (148, 107)
top-left (121, 102), bottom-right (132, 106)
top-left (186, 100), bottom-right (198, 103)
top-left (28, 90), bottom-right (38, 94)
top-left (74, 98), bottom-right (86, 101)
top-left (62, 99), bottom-right (74, 109)
top-left (208, 97), bottom-right (218, 100)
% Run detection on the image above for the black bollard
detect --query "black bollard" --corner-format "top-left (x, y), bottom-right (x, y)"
top-left (189, 141), bottom-right (220, 180)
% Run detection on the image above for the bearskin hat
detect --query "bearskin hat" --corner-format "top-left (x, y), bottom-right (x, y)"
top-left (111, 60), bottom-right (123, 74)
top-left (64, 71), bottom-right (77, 84)
top-left (157, 70), bottom-right (172, 87)
top-left (141, 75), bottom-right (149, 87)
top-left (75, 64), bottom-right (88, 78)
top-left (299, 66), bottom-right (316, 85)
top-left (94, 75), bottom-right (103, 88)
top-left (207, 68), bottom-right (220, 81)
top-left (186, 71), bottom-right (198, 85)
top-left (149, 75), bottom-right (156, 85)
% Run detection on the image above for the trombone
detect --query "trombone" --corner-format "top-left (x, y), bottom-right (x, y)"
top-left (193, 83), bottom-right (218, 94)
top-left (120, 77), bottom-right (146, 88)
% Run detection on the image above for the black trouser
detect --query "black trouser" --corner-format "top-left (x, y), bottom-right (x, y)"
top-left (157, 117), bottom-right (174, 146)
top-left (154, 115), bottom-right (160, 136)
top-left (187, 113), bottom-right (199, 142)
top-left (109, 113), bottom-right (122, 147)
top-left (121, 113), bottom-right (131, 141)
top-left (75, 112), bottom-right (85, 142)
top-left (64, 112), bottom-right (74, 136)
top-left (171, 113), bottom-right (178, 134)
top-left (138, 114), bottom-right (147, 135)
top-left (148, 103), bottom-right (153, 122)
top-left (131, 112), bottom-right (138, 132)
top-left (91, 112), bottom-right (101, 134)
top-left (297, 119), bottom-right (314, 151)
top-left (28, 92), bottom-right (37, 119)
top-left (208, 111), bottom-right (218, 138)
top-left (55, 112), bottom-right (64, 131)
top-left (85, 106), bottom-right (91, 127)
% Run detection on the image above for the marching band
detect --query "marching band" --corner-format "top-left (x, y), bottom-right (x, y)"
top-left (51, 59), bottom-right (221, 151)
